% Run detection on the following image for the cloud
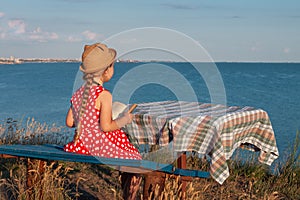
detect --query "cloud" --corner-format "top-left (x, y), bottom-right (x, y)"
top-left (2, 19), bottom-right (59, 42)
top-left (0, 14), bottom-right (59, 43)
top-left (28, 27), bottom-right (59, 42)
top-left (65, 30), bottom-right (102, 43)
top-left (2, 16), bottom-right (97, 44)
top-left (283, 47), bottom-right (290, 54)
top-left (0, 33), bottom-right (5, 39)
top-left (82, 30), bottom-right (98, 40)
top-left (161, 3), bottom-right (199, 10)
top-left (8, 19), bottom-right (26, 34)
top-left (66, 35), bottom-right (82, 42)
top-left (118, 38), bottom-right (138, 44)
top-left (250, 45), bottom-right (261, 52)
top-left (251, 46), bottom-right (258, 52)
top-left (232, 16), bottom-right (243, 19)
top-left (161, 2), bottom-right (225, 10)
top-left (250, 42), bottom-right (261, 52)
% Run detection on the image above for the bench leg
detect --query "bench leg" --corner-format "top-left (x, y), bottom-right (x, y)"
top-left (177, 152), bottom-right (187, 194)
top-left (26, 158), bottom-right (45, 200)
top-left (121, 172), bottom-right (142, 200)
top-left (143, 171), bottom-right (166, 199)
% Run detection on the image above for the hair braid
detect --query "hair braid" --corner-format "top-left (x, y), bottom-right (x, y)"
top-left (74, 73), bottom-right (94, 143)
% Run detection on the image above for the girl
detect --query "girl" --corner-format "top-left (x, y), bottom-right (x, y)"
top-left (64, 42), bottom-right (141, 160)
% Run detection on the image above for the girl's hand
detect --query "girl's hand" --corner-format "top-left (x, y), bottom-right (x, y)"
top-left (98, 90), bottom-right (136, 131)
top-left (115, 112), bottom-right (133, 128)
top-left (123, 111), bottom-right (133, 124)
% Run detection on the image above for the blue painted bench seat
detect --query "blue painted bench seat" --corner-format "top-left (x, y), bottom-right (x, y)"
top-left (0, 144), bottom-right (210, 178)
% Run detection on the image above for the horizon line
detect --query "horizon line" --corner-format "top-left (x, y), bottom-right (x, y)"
top-left (0, 57), bottom-right (300, 64)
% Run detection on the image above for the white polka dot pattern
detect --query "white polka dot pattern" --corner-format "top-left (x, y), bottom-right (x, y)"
top-left (64, 85), bottom-right (141, 160)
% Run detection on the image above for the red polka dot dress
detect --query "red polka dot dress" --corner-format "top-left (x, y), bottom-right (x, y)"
top-left (64, 85), bottom-right (142, 160)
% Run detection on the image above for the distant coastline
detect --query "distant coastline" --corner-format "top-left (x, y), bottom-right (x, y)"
top-left (0, 57), bottom-right (142, 65)
top-left (0, 57), bottom-right (299, 64)
top-left (0, 57), bottom-right (80, 64)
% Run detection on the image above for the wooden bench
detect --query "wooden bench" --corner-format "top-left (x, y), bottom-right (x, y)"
top-left (0, 144), bottom-right (210, 199)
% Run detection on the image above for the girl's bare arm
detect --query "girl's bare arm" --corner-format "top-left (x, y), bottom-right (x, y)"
top-left (98, 91), bottom-right (132, 132)
top-left (65, 107), bottom-right (74, 128)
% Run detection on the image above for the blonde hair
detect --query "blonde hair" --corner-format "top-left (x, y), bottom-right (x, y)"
top-left (73, 70), bottom-right (103, 143)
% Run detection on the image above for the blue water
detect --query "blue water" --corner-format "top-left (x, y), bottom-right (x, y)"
top-left (0, 62), bottom-right (299, 157)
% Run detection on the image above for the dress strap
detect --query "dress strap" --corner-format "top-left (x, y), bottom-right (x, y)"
top-left (92, 80), bottom-right (101, 86)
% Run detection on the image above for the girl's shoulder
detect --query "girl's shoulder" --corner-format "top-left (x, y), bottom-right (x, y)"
top-left (93, 85), bottom-right (109, 94)
top-left (93, 85), bottom-right (112, 98)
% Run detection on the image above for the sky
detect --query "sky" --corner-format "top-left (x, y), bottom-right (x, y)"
top-left (0, 0), bottom-right (299, 62)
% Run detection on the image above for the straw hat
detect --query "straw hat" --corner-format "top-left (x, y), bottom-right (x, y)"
top-left (80, 43), bottom-right (116, 74)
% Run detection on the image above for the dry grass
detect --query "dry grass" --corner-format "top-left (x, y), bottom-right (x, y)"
top-left (0, 159), bottom-right (72, 200)
top-left (144, 175), bottom-right (204, 200)
top-left (0, 117), bottom-right (72, 145)
top-left (0, 118), bottom-right (299, 200)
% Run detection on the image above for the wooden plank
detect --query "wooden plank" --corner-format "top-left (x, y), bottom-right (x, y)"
top-left (0, 144), bottom-right (210, 178)
top-left (0, 154), bottom-right (18, 158)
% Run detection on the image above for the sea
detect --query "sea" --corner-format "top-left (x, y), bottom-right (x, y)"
top-left (0, 62), bottom-right (299, 159)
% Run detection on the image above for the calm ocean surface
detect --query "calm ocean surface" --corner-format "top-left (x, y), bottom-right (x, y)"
top-left (0, 62), bottom-right (299, 156)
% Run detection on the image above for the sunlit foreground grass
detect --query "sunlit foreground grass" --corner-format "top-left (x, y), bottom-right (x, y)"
top-left (0, 118), bottom-right (299, 200)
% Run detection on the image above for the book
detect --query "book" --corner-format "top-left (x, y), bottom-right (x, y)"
top-left (112, 101), bottom-right (127, 120)
top-left (112, 102), bottom-right (137, 120)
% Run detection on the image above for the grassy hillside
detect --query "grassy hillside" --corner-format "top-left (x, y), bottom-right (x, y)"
top-left (0, 118), bottom-right (299, 199)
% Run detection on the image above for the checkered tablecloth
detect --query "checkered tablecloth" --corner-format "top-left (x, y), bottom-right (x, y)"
top-left (125, 101), bottom-right (279, 184)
